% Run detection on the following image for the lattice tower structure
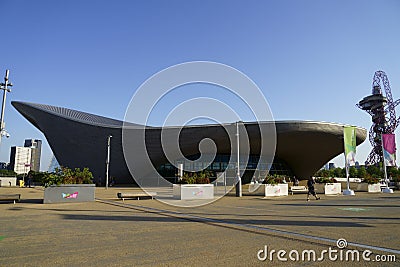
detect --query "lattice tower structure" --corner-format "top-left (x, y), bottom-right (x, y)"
top-left (357, 71), bottom-right (399, 165)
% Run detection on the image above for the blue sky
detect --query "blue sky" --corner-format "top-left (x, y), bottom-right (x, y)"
top-left (1, 0), bottom-right (400, 171)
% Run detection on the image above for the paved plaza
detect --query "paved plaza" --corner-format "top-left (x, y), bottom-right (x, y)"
top-left (0, 186), bottom-right (399, 266)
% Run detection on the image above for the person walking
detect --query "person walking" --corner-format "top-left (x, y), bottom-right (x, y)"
top-left (307, 176), bottom-right (320, 201)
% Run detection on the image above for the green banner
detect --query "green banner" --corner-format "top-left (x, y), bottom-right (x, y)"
top-left (344, 126), bottom-right (356, 166)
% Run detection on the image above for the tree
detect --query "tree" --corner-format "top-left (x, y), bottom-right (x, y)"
top-left (315, 169), bottom-right (331, 177)
top-left (0, 169), bottom-right (17, 177)
top-left (366, 165), bottom-right (383, 178)
top-left (41, 166), bottom-right (94, 187)
top-left (349, 166), bottom-right (358, 178)
top-left (357, 166), bottom-right (367, 178)
top-left (388, 167), bottom-right (400, 180)
top-left (333, 167), bottom-right (345, 178)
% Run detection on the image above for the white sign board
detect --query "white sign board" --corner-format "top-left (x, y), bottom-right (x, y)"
top-left (324, 183), bottom-right (341, 195)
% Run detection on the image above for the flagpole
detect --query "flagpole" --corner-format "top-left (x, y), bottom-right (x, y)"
top-left (381, 133), bottom-right (388, 182)
top-left (343, 152), bottom-right (354, 195)
top-left (343, 126), bottom-right (355, 195)
top-left (345, 152), bottom-right (350, 191)
top-left (381, 133), bottom-right (393, 193)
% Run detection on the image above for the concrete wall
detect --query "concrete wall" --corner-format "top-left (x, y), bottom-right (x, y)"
top-left (0, 177), bottom-right (17, 187)
top-left (43, 184), bottom-right (95, 204)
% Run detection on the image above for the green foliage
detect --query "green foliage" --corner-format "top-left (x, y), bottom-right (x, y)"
top-left (262, 174), bottom-right (288, 185)
top-left (363, 176), bottom-right (380, 184)
top-left (357, 166), bottom-right (367, 178)
top-left (314, 167), bottom-right (345, 178)
top-left (263, 176), bottom-right (278, 185)
top-left (314, 164), bottom-right (388, 183)
top-left (179, 173), bottom-right (196, 184)
top-left (27, 171), bottom-right (47, 183)
top-left (41, 166), bottom-right (94, 187)
top-left (0, 169), bottom-right (17, 177)
top-left (41, 172), bottom-right (63, 187)
top-left (332, 168), bottom-right (344, 178)
top-left (366, 165), bottom-right (383, 178)
top-left (388, 167), bottom-right (400, 181)
top-left (315, 177), bottom-right (337, 184)
top-left (392, 176), bottom-right (400, 183)
top-left (178, 170), bottom-right (212, 184)
top-left (349, 167), bottom-right (358, 178)
top-left (316, 169), bottom-right (331, 178)
top-left (314, 165), bottom-right (388, 179)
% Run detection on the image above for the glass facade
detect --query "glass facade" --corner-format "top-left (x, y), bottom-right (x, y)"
top-left (157, 154), bottom-right (293, 184)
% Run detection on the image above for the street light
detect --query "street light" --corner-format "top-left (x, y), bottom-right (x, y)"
top-left (24, 163), bottom-right (31, 186)
top-left (18, 162), bottom-right (31, 186)
top-left (235, 121), bottom-right (242, 197)
top-left (105, 135), bottom-right (112, 189)
top-left (0, 69), bottom-right (13, 146)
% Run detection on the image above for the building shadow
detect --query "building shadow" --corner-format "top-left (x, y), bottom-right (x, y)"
top-left (275, 203), bottom-right (400, 208)
top-left (61, 213), bottom-right (371, 228)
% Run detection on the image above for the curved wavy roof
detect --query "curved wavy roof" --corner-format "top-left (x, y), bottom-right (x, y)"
top-left (13, 102), bottom-right (124, 127)
top-left (12, 101), bottom-right (367, 184)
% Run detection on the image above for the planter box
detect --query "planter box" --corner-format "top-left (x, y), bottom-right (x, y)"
top-left (173, 184), bottom-right (214, 200)
top-left (0, 177), bottom-right (17, 187)
top-left (340, 182), bottom-right (362, 192)
top-left (44, 184), bottom-right (95, 204)
top-left (352, 183), bottom-right (381, 192)
top-left (324, 183), bottom-right (341, 195)
top-left (368, 183), bottom-right (381, 193)
top-left (248, 184), bottom-right (288, 196)
top-left (247, 183), bottom-right (266, 195)
top-left (353, 182), bottom-right (367, 192)
top-left (314, 183), bottom-right (341, 195)
top-left (265, 184), bottom-right (288, 196)
top-left (314, 183), bottom-right (325, 193)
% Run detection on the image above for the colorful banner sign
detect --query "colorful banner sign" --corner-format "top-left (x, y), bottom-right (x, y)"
top-left (62, 192), bottom-right (79, 199)
top-left (382, 134), bottom-right (396, 166)
top-left (344, 126), bottom-right (356, 166)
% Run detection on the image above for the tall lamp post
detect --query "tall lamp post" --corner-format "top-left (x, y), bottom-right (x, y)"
top-left (0, 69), bottom-right (12, 146)
top-left (105, 135), bottom-right (112, 189)
top-left (235, 121), bottom-right (242, 197)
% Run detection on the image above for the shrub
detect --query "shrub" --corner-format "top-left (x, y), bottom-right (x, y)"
top-left (41, 166), bottom-right (94, 187)
top-left (27, 171), bottom-right (47, 183)
top-left (178, 173), bottom-right (196, 184)
top-left (41, 172), bottom-right (63, 187)
top-left (195, 176), bottom-right (210, 184)
top-left (315, 169), bottom-right (331, 178)
top-left (366, 165), bottom-right (383, 178)
top-left (262, 176), bottom-right (277, 185)
top-left (177, 170), bottom-right (212, 184)
top-left (0, 169), bottom-right (17, 177)
top-left (363, 176), bottom-right (380, 184)
top-left (315, 177), bottom-right (337, 183)
top-left (262, 175), bottom-right (287, 185)
top-left (392, 176), bottom-right (400, 183)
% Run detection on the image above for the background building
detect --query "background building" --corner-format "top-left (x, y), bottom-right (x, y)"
top-left (24, 139), bottom-right (42, 172)
top-left (9, 146), bottom-right (32, 174)
top-left (0, 162), bottom-right (8, 170)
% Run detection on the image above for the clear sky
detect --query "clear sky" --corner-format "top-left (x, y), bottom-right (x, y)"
top-left (1, 0), bottom-right (400, 171)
